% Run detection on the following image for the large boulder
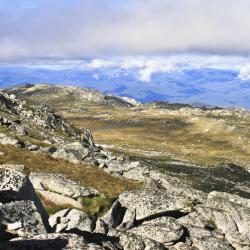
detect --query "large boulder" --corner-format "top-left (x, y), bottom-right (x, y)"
top-left (106, 189), bottom-right (195, 224)
top-left (0, 167), bottom-right (48, 226)
top-left (30, 172), bottom-right (99, 199)
top-left (52, 142), bottom-right (89, 164)
top-left (49, 209), bottom-right (94, 233)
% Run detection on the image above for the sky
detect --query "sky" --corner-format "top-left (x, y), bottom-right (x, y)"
top-left (1, 0), bottom-right (250, 62)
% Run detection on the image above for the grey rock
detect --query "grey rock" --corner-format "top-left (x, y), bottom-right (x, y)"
top-left (49, 208), bottom-right (94, 233)
top-left (52, 142), bottom-right (89, 164)
top-left (0, 200), bottom-right (46, 236)
top-left (30, 171), bottom-right (99, 198)
top-left (26, 144), bottom-right (39, 151)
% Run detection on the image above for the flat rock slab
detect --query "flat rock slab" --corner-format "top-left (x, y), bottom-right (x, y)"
top-left (38, 190), bottom-right (83, 209)
top-left (30, 171), bottom-right (99, 199)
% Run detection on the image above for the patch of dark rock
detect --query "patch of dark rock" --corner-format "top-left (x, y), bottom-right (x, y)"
top-left (0, 238), bottom-right (69, 250)
top-left (158, 161), bottom-right (250, 199)
top-left (66, 229), bottom-right (120, 248)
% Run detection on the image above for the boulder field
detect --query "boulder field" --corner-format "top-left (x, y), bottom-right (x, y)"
top-left (0, 166), bottom-right (249, 250)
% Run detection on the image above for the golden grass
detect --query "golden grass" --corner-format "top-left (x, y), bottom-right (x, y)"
top-left (62, 105), bottom-right (250, 167)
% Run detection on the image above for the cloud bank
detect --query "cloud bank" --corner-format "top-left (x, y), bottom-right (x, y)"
top-left (1, 0), bottom-right (250, 61)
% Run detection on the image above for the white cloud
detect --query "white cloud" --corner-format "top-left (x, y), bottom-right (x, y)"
top-left (1, 0), bottom-right (250, 61)
top-left (238, 65), bottom-right (250, 80)
top-left (138, 60), bottom-right (174, 82)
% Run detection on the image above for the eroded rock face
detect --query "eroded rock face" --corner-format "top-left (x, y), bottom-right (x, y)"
top-left (30, 171), bottom-right (99, 199)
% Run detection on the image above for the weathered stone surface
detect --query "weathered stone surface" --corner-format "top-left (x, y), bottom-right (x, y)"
top-left (128, 217), bottom-right (184, 247)
top-left (30, 171), bottom-right (99, 198)
top-left (0, 200), bottom-right (46, 236)
top-left (52, 142), bottom-right (89, 163)
top-left (0, 233), bottom-right (104, 250)
top-left (0, 167), bottom-right (48, 225)
top-left (118, 189), bottom-right (194, 221)
top-left (49, 209), bottom-right (94, 233)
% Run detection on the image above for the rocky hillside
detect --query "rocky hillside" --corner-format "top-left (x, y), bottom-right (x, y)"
top-left (5, 83), bottom-right (140, 108)
top-left (0, 86), bottom-right (249, 249)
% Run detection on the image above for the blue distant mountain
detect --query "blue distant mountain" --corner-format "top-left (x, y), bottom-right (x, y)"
top-left (0, 65), bottom-right (249, 109)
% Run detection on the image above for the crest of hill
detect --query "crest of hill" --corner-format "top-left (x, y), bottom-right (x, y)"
top-left (5, 83), bottom-right (141, 108)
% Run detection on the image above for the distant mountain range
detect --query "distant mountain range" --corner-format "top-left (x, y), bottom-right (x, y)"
top-left (0, 65), bottom-right (250, 108)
